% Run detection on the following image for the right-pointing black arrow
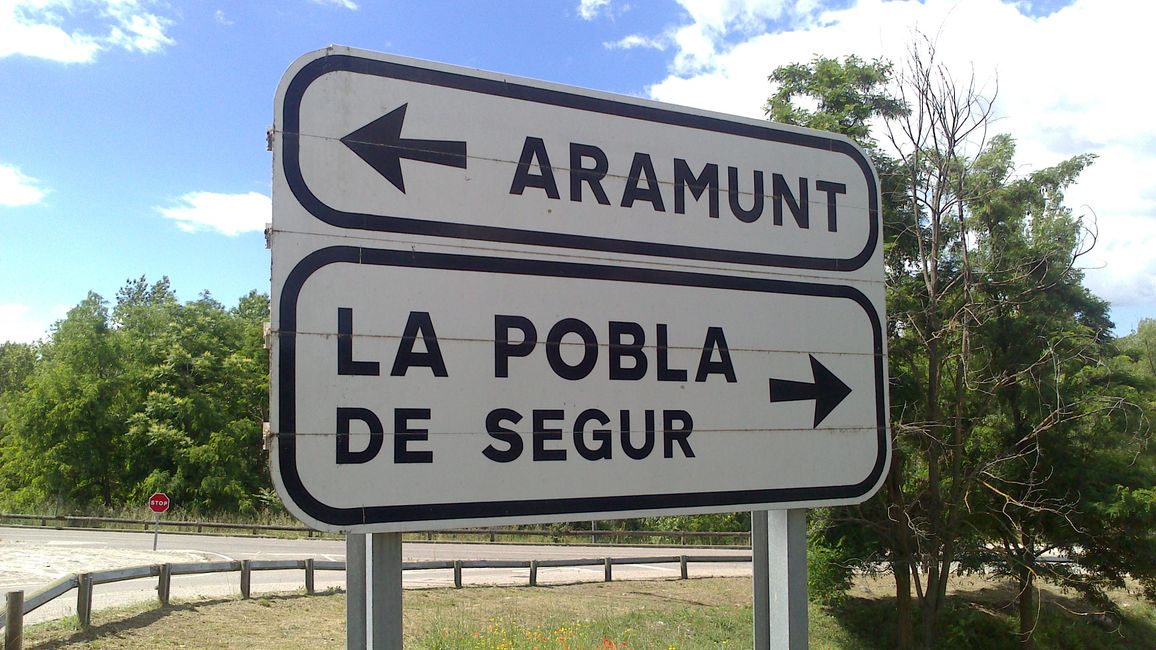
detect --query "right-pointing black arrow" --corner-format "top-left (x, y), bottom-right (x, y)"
top-left (768, 355), bottom-right (852, 428)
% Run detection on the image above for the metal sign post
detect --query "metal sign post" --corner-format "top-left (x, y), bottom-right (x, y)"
top-left (346, 533), bottom-right (366, 649)
top-left (752, 509), bottom-right (809, 649)
top-left (369, 533), bottom-right (403, 649)
top-left (345, 532), bottom-right (403, 649)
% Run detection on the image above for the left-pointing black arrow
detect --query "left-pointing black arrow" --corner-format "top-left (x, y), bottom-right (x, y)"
top-left (340, 103), bottom-right (467, 193)
top-left (768, 355), bottom-right (852, 428)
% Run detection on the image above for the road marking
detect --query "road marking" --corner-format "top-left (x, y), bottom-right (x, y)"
top-left (633, 564), bottom-right (674, 572)
top-left (197, 550), bottom-right (236, 562)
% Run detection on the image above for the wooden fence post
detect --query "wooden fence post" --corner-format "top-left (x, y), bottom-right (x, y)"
top-left (240, 560), bottom-right (252, 599)
top-left (603, 558), bottom-right (612, 582)
top-left (76, 574), bottom-right (92, 628)
top-left (157, 564), bottom-right (171, 606)
top-left (304, 558), bottom-right (315, 595)
top-left (529, 561), bottom-right (538, 587)
top-left (680, 555), bottom-right (689, 580)
top-left (5, 590), bottom-right (23, 650)
top-left (453, 561), bottom-right (463, 589)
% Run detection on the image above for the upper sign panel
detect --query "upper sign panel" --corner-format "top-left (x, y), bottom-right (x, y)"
top-left (275, 47), bottom-right (880, 274)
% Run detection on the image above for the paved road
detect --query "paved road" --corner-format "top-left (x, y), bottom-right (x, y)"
top-left (0, 526), bottom-right (752, 626)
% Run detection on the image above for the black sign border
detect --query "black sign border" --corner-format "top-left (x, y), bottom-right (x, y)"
top-left (280, 53), bottom-right (880, 273)
top-left (275, 246), bottom-right (888, 528)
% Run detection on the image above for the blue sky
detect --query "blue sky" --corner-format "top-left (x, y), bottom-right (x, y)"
top-left (2, 0), bottom-right (1153, 343)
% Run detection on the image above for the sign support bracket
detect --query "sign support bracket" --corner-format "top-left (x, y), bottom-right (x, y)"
top-left (752, 508), bottom-right (808, 649)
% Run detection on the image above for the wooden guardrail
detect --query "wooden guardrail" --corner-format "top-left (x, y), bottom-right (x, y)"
top-left (0, 553), bottom-right (752, 648)
top-left (0, 513), bottom-right (750, 546)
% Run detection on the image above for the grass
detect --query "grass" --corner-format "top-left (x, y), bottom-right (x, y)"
top-left (16, 575), bottom-right (1156, 649)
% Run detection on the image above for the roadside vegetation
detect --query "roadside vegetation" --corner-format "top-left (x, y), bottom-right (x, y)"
top-left (18, 577), bottom-right (1156, 649)
top-left (2, 32), bottom-right (1154, 649)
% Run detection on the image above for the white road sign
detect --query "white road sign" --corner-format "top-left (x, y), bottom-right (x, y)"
top-left (274, 47), bottom-right (880, 277)
top-left (270, 47), bottom-right (889, 532)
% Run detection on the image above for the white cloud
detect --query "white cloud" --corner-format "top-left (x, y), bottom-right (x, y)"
top-left (213, 10), bottom-right (233, 26)
top-left (578, 0), bottom-right (612, 21)
top-left (638, 0), bottom-right (1156, 325)
top-left (605, 33), bottom-right (668, 51)
top-left (157, 191), bottom-right (271, 237)
top-left (0, 303), bottom-right (69, 344)
top-left (0, 0), bottom-right (174, 63)
top-left (0, 163), bottom-right (48, 207)
top-left (308, 0), bottom-right (359, 10)
top-left (103, 2), bottom-right (173, 53)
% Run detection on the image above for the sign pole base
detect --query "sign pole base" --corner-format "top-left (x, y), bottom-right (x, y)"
top-left (346, 533), bottom-right (366, 649)
top-left (369, 532), bottom-right (403, 649)
top-left (752, 509), bottom-right (808, 650)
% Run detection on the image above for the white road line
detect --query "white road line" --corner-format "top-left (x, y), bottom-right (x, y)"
top-left (194, 550), bottom-right (236, 562)
top-left (633, 564), bottom-right (674, 572)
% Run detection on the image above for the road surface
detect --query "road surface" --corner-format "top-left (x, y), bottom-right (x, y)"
top-left (0, 526), bottom-right (752, 626)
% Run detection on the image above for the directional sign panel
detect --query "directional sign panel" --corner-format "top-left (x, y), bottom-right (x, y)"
top-left (270, 47), bottom-right (889, 532)
top-left (274, 47), bottom-right (880, 276)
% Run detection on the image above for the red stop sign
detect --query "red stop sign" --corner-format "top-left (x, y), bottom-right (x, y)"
top-left (148, 492), bottom-right (170, 514)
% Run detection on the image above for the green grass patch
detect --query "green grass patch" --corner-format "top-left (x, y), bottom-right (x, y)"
top-left (17, 577), bottom-right (1156, 649)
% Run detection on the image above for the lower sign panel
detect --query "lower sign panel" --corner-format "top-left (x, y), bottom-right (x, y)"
top-left (271, 247), bottom-right (888, 532)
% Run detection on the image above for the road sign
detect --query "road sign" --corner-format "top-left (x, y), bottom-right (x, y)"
top-left (148, 492), bottom-right (170, 514)
top-left (270, 47), bottom-right (889, 533)
top-left (274, 47), bottom-right (880, 278)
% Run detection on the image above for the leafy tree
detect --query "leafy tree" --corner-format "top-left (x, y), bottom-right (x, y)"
top-left (119, 286), bottom-right (270, 513)
top-left (766, 54), bottom-right (905, 147)
top-left (0, 342), bottom-right (40, 490)
top-left (1, 294), bottom-right (129, 508)
top-left (767, 39), bottom-right (1155, 649)
top-left (0, 342), bottom-right (37, 396)
top-left (0, 279), bottom-right (271, 514)
top-left (1120, 319), bottom-right (1156, 380)
top-left (958, 137), bottom-right (1155, 648)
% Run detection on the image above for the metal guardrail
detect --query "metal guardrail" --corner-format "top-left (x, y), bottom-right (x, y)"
top-left (0, 553), bottom-right (752, 648)
top-left (0, 513), bottom-right (314, 537)
top-left (0, 512), bottom-right (750, 545)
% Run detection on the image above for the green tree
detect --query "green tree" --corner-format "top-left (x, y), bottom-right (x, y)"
top-left (0, 342), bottom-right (37, 396)
top-left (1, 294), bottom-right (130, 508)
top-left (767, 40), bottom-right (1155, 649)
top-left (0, 341), bottom-right (40, 491)
top-left (0, 280), bottom-right (271, 515)
top-left (1120, 319), bottom-right (1156, 379)
top-left (765, 54), bottom-right (905, 147)
top-left (958, 137), bottom-right (1153, 648)
top-left (119, 286), bottom-right (270, 513)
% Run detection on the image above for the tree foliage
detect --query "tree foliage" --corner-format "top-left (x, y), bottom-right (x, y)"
top-left (0, 278), bottom-right (270, 514)
top-left (767, 43), bottom-right (1154, 650)
top-left (765, 54), bottom-right (906, 147)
